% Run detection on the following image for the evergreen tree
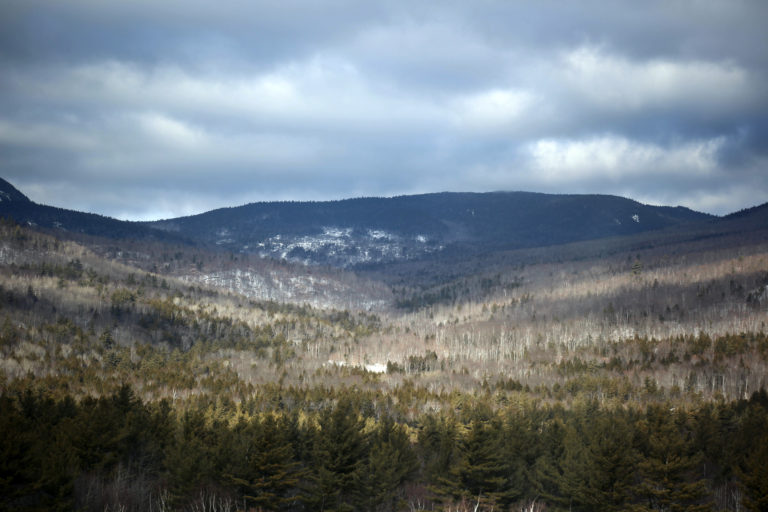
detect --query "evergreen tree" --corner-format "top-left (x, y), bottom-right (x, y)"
top-left (0, 395), bottom-right (35, 512)
top-left (437, 415), bottom-right (516, 509)
top-left (532, 417), bottom-right (569, 508)
top-left (734, 397), bottom-right (768, 512)
top-left (418, 413), bottom-right (457, 488)
top-left (739, 432), bottom-right (768, 512)
top-left (502, 408), bottom-right (539, 503)
top-left (555, 405), bottom-right (637, 511)
top-left (228, 414), bottom-right (303, 511)
top-left (633, 406), bottom-right (710, 511)
top-left (363, 416), bottom-right (417, 511)
top-left (163, 409), bottom-right (217, 506)
top-left (307, 397), bottom-right (369, 511)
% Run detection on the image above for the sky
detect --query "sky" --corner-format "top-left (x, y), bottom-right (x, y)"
top-left (1, 0), bottom-right (767, 220)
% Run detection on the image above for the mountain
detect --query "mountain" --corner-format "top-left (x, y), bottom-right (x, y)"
top-left (724, 201), bottom-right (768, 224)
top-left (0, 178), bottom-right (188, 243)
top-left (0, 178), bottom-right (725, 268)
top-left (4, 192), bottom-right (768, 512)
top-left (147, 191), bottom-right (712, 266)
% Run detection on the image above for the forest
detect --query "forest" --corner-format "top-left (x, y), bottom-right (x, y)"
top-left (3, 383), bottom-right (768, 511)
top-left (1, 218), bottom-right (768, 511)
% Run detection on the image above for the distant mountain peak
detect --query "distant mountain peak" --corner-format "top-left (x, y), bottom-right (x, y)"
top-left (0, 178), bottom-right (32, 204)
top-left (0, 177), bottom-right (190, 243)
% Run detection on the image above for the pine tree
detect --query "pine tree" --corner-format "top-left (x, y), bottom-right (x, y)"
top-left (739, 432), bottom-right (768, 511)
top-left (633, 406), bottom-right (710, 511)
top-left (502, 408), bottom-right (539, 503)
top-left (228, 414), bottom-right (303, 511)
top-left (307, 396), bottom-right (369, 512)
top-left (363, 416), bottom-right (417, 511)
top-left (733, 398), bottom-right (768, 512)
top-left (532, 417), bottom-right (569, 508)
top-left (437, 415), bottom-right (516, 509)
top-left (418, 413), bottom-right (458, 487)
top-left (0, 395), bottom-right (35, 512)
top-left (555, 405), bottom-right (637, 511)
top-left (163, 409), bottom-right (216, 506)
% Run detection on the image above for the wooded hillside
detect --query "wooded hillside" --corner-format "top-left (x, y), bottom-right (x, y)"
top-left (1, 219), bottom-right (767, 511)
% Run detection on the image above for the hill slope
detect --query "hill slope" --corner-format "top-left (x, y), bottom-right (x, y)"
top-left (147, 191), bottom-right (712, 266)
top-left (1, 178), bottom-right (724, 268)
top-left (0, 178), bottom-right (189, 243)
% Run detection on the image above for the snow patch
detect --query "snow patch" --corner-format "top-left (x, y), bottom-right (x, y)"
top-left (253, 226), bottom-right (443, 267)
top-left (365, 363), bottom-right (387, 373)
top-left (368, 229), bottom-right (392, 240)
top-left (323, 227), bottom-right (352, 237)
top-left (326, 360), bottom-right (388, 374)
top-left (632, 214), bottom-right (640, 223)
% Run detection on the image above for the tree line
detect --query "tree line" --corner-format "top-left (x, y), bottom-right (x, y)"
top-left (2, 385), bottom-right (767, 511)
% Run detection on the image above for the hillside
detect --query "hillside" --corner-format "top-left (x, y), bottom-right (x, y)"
top-left (1, 178), bottom-right (716, 268)
top-left (2, 214), bottom-right (768, 510)
top-left (0, 178), bottom-right (190, 244)
top-left (2, 181), bottom-right (767, 511)
top-left (147, 191), bottom-right (712, 266)
top-left (367, 198), bottom-right (768, 296)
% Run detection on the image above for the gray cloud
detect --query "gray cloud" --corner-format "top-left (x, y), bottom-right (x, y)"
top-left (1, 0), bottom-right (766, 219)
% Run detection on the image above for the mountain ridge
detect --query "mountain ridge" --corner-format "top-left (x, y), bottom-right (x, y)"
top-left (0, 178), bottom-right (193, 244)
top-left (2, 177), bottom-right (757, 268)
top-left (145, 190), bottom-right (714, 266)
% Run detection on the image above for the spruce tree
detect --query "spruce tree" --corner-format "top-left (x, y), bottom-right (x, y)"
top-left (532, 417), bottom-right (569, 508)
top-left (739, 432), bottom-right (768, 512)
top-left (555, 405), bottom-right (637, 511)
top-left (363, 416), bottom-right (417, 511)
top-left (418, 413), bottom-right (458, 488)
top-left (228, 414), bottom-right (303, 511)
top-left (307, 396), bottom-right (369, 512)
top-left (0, 395), bottom-right (35, 512)
top-left (437, 416), bottom-right (515, 509)
top-left (163, 409), bottom-right (216, 506)
top-left (633, 406), bottom-right (710, 511)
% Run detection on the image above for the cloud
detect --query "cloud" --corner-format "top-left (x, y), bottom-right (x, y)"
top-left (0, 119), bottom-right (97, 151)
top-left (1, 0), bottom-right (767, 218)
top-left (453, 89), bottom-right (537, 132)
top-left (527, 135), bottom-right (725, 182)
top-left (560, 46), bottom-right (755, 114)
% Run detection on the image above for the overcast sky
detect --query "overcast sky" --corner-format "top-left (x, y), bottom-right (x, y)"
top-left (1, 0), bottom-right (766, 220)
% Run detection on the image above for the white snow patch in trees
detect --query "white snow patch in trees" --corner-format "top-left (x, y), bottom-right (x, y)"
top-left (365, 363), bottom-right (387, 373)
top-left (326, 360), bottom-right (388, 374)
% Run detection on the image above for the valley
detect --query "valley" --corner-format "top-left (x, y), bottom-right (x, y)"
top-left (1, 180), bottom-right (767, 511)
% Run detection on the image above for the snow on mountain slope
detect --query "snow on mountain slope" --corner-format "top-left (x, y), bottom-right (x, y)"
top-left (180, 267), bottom-right (390, 310)
top-left (252, 227), bottom-right (442, 267)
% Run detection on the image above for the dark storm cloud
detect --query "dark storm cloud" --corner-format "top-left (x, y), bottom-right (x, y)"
top-left (1, 0), bottom-right (766, 219)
